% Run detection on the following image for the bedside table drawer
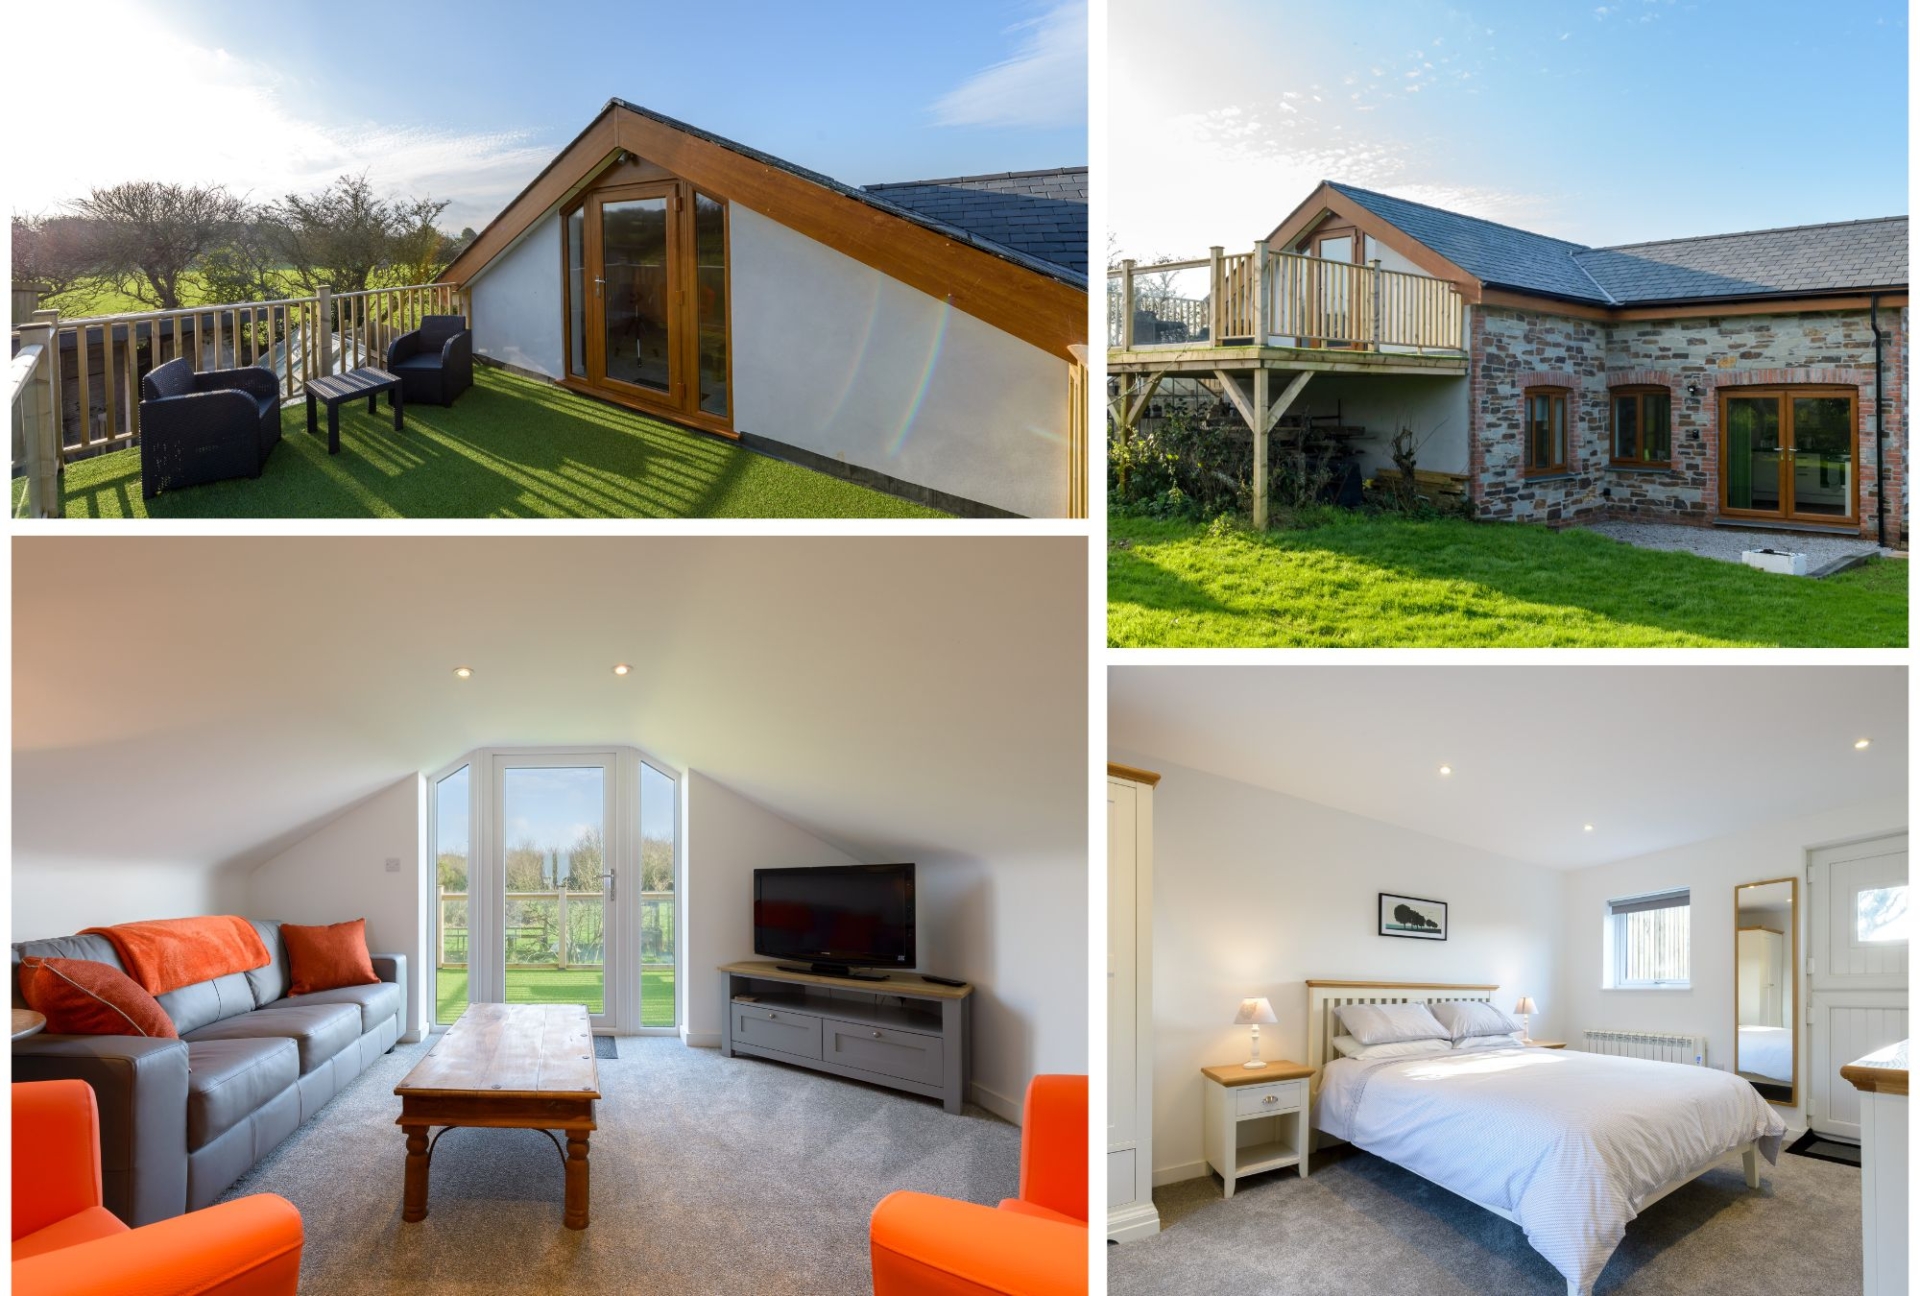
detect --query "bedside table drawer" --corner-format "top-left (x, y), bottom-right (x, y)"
top-left (1235, 1079), bottom-right (1304, 1117)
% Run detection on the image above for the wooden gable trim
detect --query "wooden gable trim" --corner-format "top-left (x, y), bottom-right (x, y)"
top-left (1264, 182), bottom-right (1483, 303)
top-left (443, 103), bottom-right (1086, 363)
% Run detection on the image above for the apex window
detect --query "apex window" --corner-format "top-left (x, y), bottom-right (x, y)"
top-left (1604, 888), bottom-right (1691, 988)
top-left (1524, 387), bottom-right (1569, 475)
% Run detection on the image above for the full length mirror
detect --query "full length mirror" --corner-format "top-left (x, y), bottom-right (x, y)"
top-left (1735, 877), bottom-right (1798, 1105)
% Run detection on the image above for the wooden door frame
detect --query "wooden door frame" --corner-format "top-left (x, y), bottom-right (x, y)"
top-left (1717, 384), bottom-right (1860, 527)
top-left (558, 177), bottom-right (736, 439)
top-left (1301, 224), bottom-right (1364, 349)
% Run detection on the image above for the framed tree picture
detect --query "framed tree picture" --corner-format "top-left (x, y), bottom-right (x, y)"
top-left (1379, 892), bottom-right (1448, 941)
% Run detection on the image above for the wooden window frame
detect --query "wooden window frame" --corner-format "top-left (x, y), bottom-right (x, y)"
top-left (1522, 386), bottom-right (1570, 477)
top-left (1610, 385), bottom-right (1673, 469)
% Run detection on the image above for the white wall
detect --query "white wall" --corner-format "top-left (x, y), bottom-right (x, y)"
top-left (729, 205), bottom-right (1070, 517)
top-left (12, 859), bottom-right (245, 943)
top-left (682, 771), bottom-right (863, 1046)
top-left (245, 775), bottom-right (429, 1041)
top-left (470, 211), bottom-right (564, 379)
top-left (917, 847), bottom-right (1089, 1122)
top-left (1119, 751), bottom-right (1563, 1184)
top-left (1557, 795), bottom-right (1907, 1130)
top-left (1283, 371), bottom-right (1470, 475)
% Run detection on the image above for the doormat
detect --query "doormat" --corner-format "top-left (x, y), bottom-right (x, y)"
top-left (593, 1036), bottom-right (619, 1060)
top-left (1784, 1128), bottom-right (1860, 1168)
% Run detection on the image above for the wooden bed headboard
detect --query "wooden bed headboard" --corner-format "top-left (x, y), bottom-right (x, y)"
top-left (1305, 980), bottom-right (1499, 1095)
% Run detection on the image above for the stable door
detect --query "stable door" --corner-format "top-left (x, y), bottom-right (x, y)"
top-left (1808, 834), bottom-right (1907, 1140)
top-left (1720, 387), bottom-right (1858, 527)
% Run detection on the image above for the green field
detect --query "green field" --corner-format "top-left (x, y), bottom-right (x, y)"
top-left (436, 966), bottom-right (676, 1028)
top-left (1109, 514), bottom-right (1908, 648)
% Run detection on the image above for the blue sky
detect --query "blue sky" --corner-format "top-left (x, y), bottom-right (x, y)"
top-left (1111, 0), bottom-right (1907, 259)
top-left (11, 0), bottom-right (1085, 229)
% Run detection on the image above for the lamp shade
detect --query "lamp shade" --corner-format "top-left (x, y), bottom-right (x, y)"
top-left (1234, 997), bottom-right (1277, 1025)
top-left (1514, 996), bottom-right (1537, 1015)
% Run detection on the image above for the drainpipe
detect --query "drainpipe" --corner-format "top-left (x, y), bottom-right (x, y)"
top-left (1870, 294), bottom-right (1886, 548)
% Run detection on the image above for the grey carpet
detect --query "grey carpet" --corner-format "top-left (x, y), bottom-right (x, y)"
top-left (1109, 1142), bottom-right (1862, 1296)
top-left (218, 1037), bottom-right (1018, 1294)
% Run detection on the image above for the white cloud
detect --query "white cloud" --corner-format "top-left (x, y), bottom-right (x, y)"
top-left (930, 0), bottom-right (1087, 130)
top-left (4, 1), bottom-right (556, 229)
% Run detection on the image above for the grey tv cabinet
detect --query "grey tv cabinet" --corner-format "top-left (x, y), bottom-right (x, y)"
top-left (718, 961), bottom-right (973, 1113)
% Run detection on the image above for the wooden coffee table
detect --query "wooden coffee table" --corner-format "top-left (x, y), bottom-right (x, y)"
top-left (394, 1003), bottom-right (600, 1229)
top-left (305, 366), bottom-right (403, 454)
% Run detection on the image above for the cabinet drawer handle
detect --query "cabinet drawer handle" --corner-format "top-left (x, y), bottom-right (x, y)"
top-left (871, 1030), bottom-right (883, 1039)
top-left (766, 1012), bottom-right (777, 1020)
top-left (1262, 1095), bottom-right (1277, 1104)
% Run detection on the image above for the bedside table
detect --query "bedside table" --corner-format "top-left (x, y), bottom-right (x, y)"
top-left (1201, 1061), bottom-right (1313, 1198)
top-left (1525, 1040), bottom-right (1566, 1049)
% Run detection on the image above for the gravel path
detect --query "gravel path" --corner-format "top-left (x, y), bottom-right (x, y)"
top-left (1575, 520), bottom-right (1890, 573)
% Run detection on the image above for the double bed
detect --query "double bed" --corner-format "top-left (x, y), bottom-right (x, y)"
top-left (1307, 980), bottom-right (1787, 1296)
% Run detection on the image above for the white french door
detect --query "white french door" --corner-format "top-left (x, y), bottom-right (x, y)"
top-left (1808, 833), bottom-right (1908, 1139)
top-left (430, 747), bottom-right (681, 1036)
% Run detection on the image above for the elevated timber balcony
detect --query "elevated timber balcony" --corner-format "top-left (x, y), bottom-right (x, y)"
top-left (1107, 245), bottom-right (1468, 375)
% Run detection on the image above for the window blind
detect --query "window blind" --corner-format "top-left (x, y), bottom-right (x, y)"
top-left (1608, 889), bottom-right (1689, 917)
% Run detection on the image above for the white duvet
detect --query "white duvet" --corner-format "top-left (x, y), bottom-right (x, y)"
top-left (1737, 1026), bottom-right (1793, 1082)
top-left (1315, 1046), bottom-right (1785, 1294)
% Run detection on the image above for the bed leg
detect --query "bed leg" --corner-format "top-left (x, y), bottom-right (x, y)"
top-left (1743, 1146), bottom-right (1760, 1189)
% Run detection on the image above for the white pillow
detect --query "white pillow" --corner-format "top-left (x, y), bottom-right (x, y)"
top-left (1334, 1002), bottom-right (1449, 1046)
top-left (1331, 1034), bottom-right (1452, 1061)
top-left (1452, 1032), bottom-right (1526, 1052)
top-left (1428, 1001), bottom-right (1524, 1042)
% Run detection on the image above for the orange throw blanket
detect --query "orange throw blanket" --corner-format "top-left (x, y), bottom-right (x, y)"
top-left (79, 917), bottom-right (271, 997)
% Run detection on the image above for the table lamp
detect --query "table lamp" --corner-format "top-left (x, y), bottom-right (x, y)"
top-left (1514, 996), bottom-right (1537, 1043)
top-left (1235, 996), bottom-right (1278, 1068)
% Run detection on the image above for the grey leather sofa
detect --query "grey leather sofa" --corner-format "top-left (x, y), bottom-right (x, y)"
top-left (11, 919), bottom-right (405, 1226)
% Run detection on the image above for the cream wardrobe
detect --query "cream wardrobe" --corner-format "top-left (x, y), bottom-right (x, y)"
top-left (1108, 764), bottom-right (1160, 1241)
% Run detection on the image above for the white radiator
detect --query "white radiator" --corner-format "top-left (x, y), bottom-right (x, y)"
top-left (1582, 1028), bottom-right (1709, 1065)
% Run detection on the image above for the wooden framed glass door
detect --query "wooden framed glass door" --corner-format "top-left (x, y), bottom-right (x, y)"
top-left (564, 178), bottom-right (732, 435)
top-left (1719, 386), bottom-right (1858, 527)
top-left (585, 184), bottom-right (680, 406)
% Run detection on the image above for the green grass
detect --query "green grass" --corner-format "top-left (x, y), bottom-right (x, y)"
top-left (59, 365), bottom-right (945, 519)
top-left (1109, 514), bottom-right (1908, 647)
top-left (436, 966), bottom-right (676, 1028)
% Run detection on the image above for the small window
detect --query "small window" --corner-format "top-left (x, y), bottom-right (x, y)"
top-left (1524, 387), bottom-right (1569, 475)
top-left (1856, 886), bottom-right (1908, 944)
top-left (1605, 888), bottom-right (1690, 988)
top-left (1612, 387), bottom-right (1671, 466)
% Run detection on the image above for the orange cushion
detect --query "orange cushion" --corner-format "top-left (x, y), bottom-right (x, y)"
top-left (19, 959), bottom-right (178, 1039)
top-left (281, 920), bottom-right (378, 995)
top-left (11, 1206), bottom-right (126, 1262)
top-left (997, 1198), bottom-right (1085, 1228)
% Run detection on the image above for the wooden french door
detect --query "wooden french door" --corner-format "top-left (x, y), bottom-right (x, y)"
top-left (570, 182), bottom-right (732, 433)
top-left (1719, 386), bottom-right (1858, 527)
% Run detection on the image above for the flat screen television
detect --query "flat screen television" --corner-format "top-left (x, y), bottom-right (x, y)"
top-left (753, 863), bottom-right (915, 979)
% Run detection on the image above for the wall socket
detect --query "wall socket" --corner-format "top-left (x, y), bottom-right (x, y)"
top-left (385, 857), bottom-right (402, 873)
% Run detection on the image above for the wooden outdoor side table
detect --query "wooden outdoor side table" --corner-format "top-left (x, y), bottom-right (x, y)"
top-left (306, 366), bottom-right (404, 454)
top-left (394, 1002), bottom-right (600, 1229)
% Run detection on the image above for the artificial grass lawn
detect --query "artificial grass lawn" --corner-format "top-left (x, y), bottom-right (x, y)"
top-left (435, 966), bottom-right (676, 1027)
top-left (59, 365), bottom-right (944, 519)
top-left (1109, 514), bottom-right (1908, 647)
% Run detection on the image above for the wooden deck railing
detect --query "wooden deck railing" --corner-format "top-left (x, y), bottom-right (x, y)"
top-left (14, 282), bottom-right (468, 477)
top-left (1112, 245), bottom-right (1464, 353)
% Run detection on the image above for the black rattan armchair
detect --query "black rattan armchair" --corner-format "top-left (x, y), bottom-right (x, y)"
top-left (386, 315), bottom-right (473, 406)
top-left (138, 358), bottom-right (282, 499)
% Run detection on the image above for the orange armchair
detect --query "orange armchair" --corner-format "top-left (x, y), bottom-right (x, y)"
top-left (12, 1081), bottom-right (304, 1296)
top-left (870, 1074), bottom-right (1088, 1295)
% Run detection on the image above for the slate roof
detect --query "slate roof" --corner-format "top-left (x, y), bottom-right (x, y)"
top-left (864, 168), bottom-right (1088, 277)
top-left (608, 99), bottom-right (1087, 290)
top-left (1326, 181), bottom-right (1907, 307)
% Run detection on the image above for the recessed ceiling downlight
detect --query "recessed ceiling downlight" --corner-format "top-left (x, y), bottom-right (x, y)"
top-left (613, 664), bottom-right (631, 676)
top-left (452, 666), bottom-right (473, 680)
top-left (1854, 738), bottom-right (1872, 750)
top-left (1582, 823), bottom-right (1595, 833)
top-left (1437, 764), bottom-right (1452, 777)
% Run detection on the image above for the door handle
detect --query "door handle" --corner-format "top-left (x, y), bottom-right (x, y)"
top-left (601, 869), bottom-right (616, 900)
top-left (594, 277), bottom-right (605, 298)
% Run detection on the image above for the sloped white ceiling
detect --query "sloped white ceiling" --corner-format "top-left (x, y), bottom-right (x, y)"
top-left (1110, 664), bottom-right (1906, 868)
top-left (14, 536), bottom-right (1086, 872)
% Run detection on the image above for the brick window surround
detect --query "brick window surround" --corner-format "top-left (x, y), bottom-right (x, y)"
top-left (1516, 371), bottom-right (1580, 476)
top-left (1606, 372), bottom-right (1678, 468)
